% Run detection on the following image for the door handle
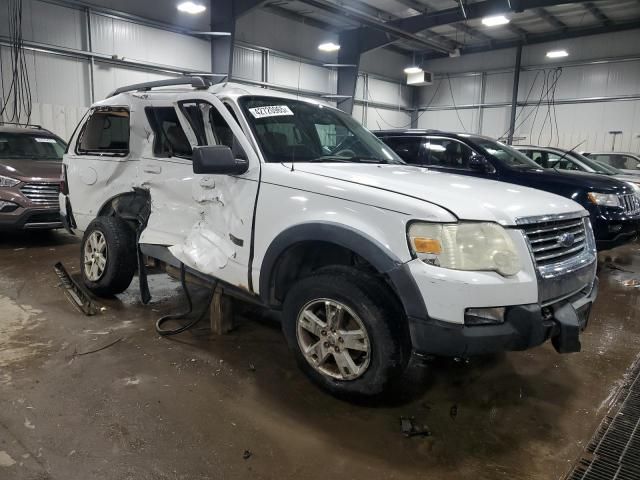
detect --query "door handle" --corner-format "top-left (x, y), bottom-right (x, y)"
top-left (143, 165), bottom-right (162, 174)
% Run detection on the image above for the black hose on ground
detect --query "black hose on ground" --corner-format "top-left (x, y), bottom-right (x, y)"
top-left (155, 263), bottom-right (216, 336)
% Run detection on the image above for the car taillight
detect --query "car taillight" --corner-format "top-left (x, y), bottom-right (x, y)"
top-left (60, 164), bottom-right (69, 195)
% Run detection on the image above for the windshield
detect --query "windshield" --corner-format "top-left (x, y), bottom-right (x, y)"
top-left (0, 132), bottom-right (66, 160)
top-left (472, 138), bottom-right (541, 168)
top-left (567, 151), bottom-right (620, 174)
top-left (239, 96), bottom-right (403, 164)
top-left (592, 159), bottom-right (623, 174)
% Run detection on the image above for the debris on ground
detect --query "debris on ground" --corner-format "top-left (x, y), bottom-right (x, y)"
top-left (248, 363), bottom-right (256, 372)
top-left (622, 279), bottom-right (640, 288)
top-left (450, 404), bottom-right (458, 420)
top-left (605, 263), bottom-right (635, 273)
top-left (242, 450), bottom-right (252, 460)
top-left (53, 262), bottom-right (102, 315)
top-left (400, 417), bottom-right (431, 438)
top-left (74, 337), bottom-right (124, 357)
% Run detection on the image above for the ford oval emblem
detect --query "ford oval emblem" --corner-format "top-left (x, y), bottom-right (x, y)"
top-left (558, 232), bottom-right (575, 247)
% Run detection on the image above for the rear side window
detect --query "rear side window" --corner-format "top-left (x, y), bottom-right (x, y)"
top-left (381, 137), bottom-right (425, 164)
top-left (145, 107), bottom-right (192, 158)
top-left (77, 107), bottom-right (129, 156)
top-left (423, 138), bottom-right (475, 169)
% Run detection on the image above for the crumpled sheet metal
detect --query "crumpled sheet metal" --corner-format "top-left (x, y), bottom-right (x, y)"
top-left (169, 222), bottom-right (236, 274)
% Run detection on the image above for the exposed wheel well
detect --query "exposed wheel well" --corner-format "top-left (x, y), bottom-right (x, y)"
top-left (268, 240), bottom-right (400, 309)
top-left (97, 189), bottom-right (151, 231)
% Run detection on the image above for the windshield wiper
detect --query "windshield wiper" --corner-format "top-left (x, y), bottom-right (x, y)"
top-left (551, 140), bottom-right (587, 171)
top-left (310, 156), bottom-right (388, 164)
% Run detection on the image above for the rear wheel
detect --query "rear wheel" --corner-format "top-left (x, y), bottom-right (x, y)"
top-left (282, 267), bottom-right (410, 398)
top-left (81, 216), bottom-right (136, 296)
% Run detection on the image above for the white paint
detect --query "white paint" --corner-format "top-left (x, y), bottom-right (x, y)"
top-left (63, 83), bottom-right (594, 328)
top-left (0, 451), bottom-right (16, 467)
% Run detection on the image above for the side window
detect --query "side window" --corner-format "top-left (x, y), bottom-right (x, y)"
top-left (523, 150), bottom-right (547, 167)
top-left (382, 137), bottom-right (424, 164)
top-left (546, 152), bottom-right (580, 171)
top-left (423, 138), bottom-right (474, 169)
top-left (179, 101), bottom-right (247, 159)
top-left (145, 107), bottom-right (192, 158)
top-left (76, 107), bottom-right (129, 156)
top-left (620, 155), bottom-right (640, 170)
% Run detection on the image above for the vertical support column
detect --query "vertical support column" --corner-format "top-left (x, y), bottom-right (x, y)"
top-left (211, 0), bottom-right (236, 79)
top-left (507, 44), bottom-right (523, 145)
top-left (336, 30), bottom-right (361, 114)
top-left (261, 49), bottom-right (269, 87)
top-left (477, 72), bottom-right (486, 134)
top-left (86, 8), bottom-right (95, 103)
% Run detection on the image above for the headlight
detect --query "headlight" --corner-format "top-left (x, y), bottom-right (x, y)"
top-left (407, 222), bottom-right (522, 277)
top-left (0, 175), bottom-right (19, 187)
top-left (587, 192), bottom-right (620, 207)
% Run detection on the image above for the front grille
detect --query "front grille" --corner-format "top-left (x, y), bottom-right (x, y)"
top-left (566, 358), bottom-right (640, 480)
top-left (620, 194), bottom-right (640, 215)
top-left (521, 217), bottom-right (587, 267)
top-left (20, 182), bottom-right (60, 208)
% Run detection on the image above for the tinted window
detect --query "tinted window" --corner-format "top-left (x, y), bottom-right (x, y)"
top-left (381, 137), bottom-right (425, 164)
top-left (617, 155), bottom-right (640, 170)
top-left (145, 107), bottom-right (192, 158)
top-left (472, 138), bottom-right (539, 168)
top-left (423, 138), bottom-right (475, 169)
top-left (239, 96), bottom-right (402, 164)
top-left (77, 108), bottom-right (129, 156)
top-left (0, 133), bottom-right (66, 160)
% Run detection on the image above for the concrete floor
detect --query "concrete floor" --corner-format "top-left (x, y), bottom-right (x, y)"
top-left (1, 231), bottom-right (639, 480)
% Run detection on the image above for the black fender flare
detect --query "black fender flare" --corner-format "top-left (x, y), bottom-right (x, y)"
top-left (258, 222), bottom-right (428, 320)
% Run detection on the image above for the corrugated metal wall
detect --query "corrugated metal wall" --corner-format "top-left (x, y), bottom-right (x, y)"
top-left (418, 29), bottom-right (640, 153)
top-left (0, 0), bottom-right (411, 140)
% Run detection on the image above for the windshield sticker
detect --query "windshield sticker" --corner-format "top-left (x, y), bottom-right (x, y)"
top-left (35, 138), bottom-right (58, 143)
top-left (248, 105), bottom-right (294, 119)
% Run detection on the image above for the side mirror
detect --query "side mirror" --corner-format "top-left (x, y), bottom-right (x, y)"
top-left (192, 145), bottom-right (248, 175)
top-left (469, 154), bottom-right (494, 173)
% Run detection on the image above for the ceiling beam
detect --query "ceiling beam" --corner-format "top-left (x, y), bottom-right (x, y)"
top-left (235, 0), bottom-right (272, 17)
top-left (533, 7), bottom-right (567, 30)
top-left (583, 2), bottom-right (612, 26)
top-left (296, 0), bottom-right (453, 53)
top-left (420, 19), bottom-right (640, 59)
top-left (451, 22), bottom-right (494, 44)
top-left (393, 0), bottom-right (432, 13)
top-left (263, 4), bottom-right (343, 32)
top-left (356, 0), bottom-right (586, 52)
top-left (506, 23), bottom-right (530, 40)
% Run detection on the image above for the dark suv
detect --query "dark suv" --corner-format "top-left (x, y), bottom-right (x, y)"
top-left (374, 130), bottom-right (640, 250)
top-left (0, 125), bottom-right (66, 231)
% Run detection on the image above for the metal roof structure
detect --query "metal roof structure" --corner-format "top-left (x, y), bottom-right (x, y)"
top-left (259, 0), bottom-right (640, 57)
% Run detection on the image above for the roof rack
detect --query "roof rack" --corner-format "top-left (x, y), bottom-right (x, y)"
top-left (0, 121), bottom-right (43, 129)
top-left (107, 76), bottom-right (212, 98)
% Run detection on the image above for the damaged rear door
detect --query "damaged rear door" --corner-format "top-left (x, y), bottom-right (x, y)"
top-left (168, 94), bottom-right (261, 291)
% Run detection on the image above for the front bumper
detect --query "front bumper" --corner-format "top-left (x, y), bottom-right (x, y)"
top-left (408, 278), bottom-right (598, 357)
top-left (0, 207), bottom-right (62, 231)
top-left (592, 209), bottom-right (640, 250)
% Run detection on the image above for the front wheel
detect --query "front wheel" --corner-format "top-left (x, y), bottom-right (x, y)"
top-left (282, 268), bottom-right (410, 398)
top-left (80, 216), bottom-right (137, 296)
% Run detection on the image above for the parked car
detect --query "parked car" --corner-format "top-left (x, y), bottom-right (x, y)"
top-left (62, 79), bottom-right (598, 397)
top-left (0, 124), bottom-right (66, 231)
top-left (374, 130), bottom-right (640, 251)
top-left (515, 145), bottom-right (640, 187)
top-left (582, 152), bottom-right (640, 176)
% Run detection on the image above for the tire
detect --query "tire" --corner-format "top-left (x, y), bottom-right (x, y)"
top-left (80, 216), bottom-right (137, 297)
top-left (282, 267), bottom-right (411, 398)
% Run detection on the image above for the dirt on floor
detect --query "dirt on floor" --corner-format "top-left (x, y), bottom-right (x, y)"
top-left (0, 230), bottom-right (639, 480)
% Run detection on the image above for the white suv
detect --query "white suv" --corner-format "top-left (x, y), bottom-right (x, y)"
top-left (61, 77), bottom-right (598, 397)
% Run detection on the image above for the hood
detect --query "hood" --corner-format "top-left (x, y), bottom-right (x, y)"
top-left (509, 167), bottom-right (635, 194)
top-left (0, 158), bottom-right (63, 182)
top-left (613, 174), bottom-right (640, 186)
top-left (292, 163), bottom-right (584, 226)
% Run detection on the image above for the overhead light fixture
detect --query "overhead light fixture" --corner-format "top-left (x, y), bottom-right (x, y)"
top-left (481, 15), bottom-right (510, 27)
top-left (404, 66), bottom-right (423, 75)
top-left (546, 49), bottom-right (569, 58)
top-left (318, 42), bottom-right (340, 52)
top-left (177, 2), bottom-right (206, 14)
